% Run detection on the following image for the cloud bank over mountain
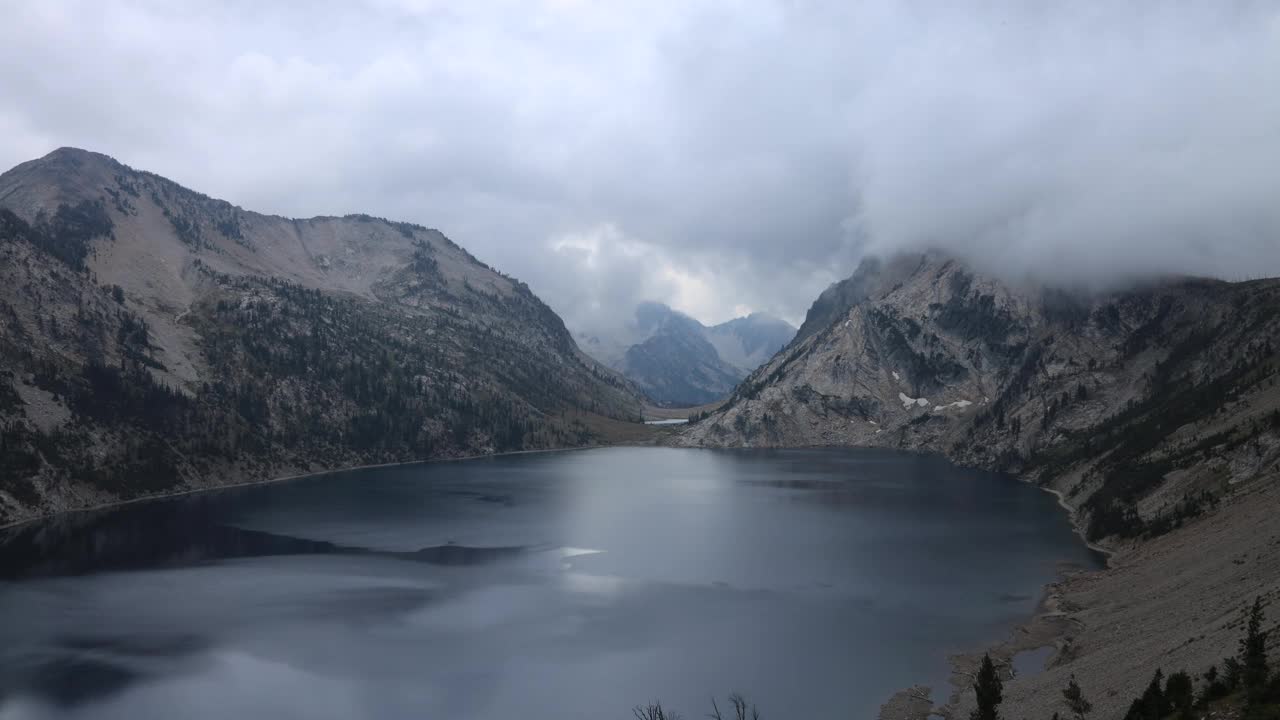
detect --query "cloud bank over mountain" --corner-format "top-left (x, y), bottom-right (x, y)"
top-left (3, 1), bottom-right (1278, 327)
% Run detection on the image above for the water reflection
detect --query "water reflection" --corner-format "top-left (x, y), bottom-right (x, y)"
top-left (0, 448), bottom-right (1101, 719)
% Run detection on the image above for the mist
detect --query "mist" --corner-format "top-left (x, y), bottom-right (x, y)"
top-left (1, 1), bottom-right (1278, 327)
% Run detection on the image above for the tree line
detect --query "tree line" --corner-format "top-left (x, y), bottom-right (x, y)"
top-left (969, 595), bottom-right (1276, 720)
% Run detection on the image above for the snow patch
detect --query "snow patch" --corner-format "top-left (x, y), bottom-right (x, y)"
top-left (892, 371), bottom-right (901, 381)
top-left (933, 400), bottom-right (974, 412)
top-left (899, 392), bottom-right (929, 409)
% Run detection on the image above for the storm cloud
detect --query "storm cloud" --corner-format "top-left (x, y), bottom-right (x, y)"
top-left (2, 1), bottom-right (1278, 328)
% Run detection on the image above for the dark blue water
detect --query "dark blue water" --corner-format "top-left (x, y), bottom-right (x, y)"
top-left (0, 447), bottom-right (1100, 719)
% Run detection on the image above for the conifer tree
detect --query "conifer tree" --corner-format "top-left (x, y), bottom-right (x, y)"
top-left (971, 654), bottom-right (1003, 720)
top-left (1225, 657), bottom-right (1245, 691)
top-left (1242, 596), bottom-right (1270, 700)
top-left (1063, 675), bottom-right (1092, 720)
top-left (1164, 670), bottom-right (1194, 720)
top-left (1134, 669), bottom-right (1169, 720)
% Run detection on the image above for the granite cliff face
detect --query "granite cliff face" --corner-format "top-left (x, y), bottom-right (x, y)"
top-left (681, 252), bottom-right (1280, 547)
top-left (0, 148), bottom-right (642, 523)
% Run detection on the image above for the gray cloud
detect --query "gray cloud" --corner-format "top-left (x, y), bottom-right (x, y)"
top-left (2, 1), bottom-right (1278, 329)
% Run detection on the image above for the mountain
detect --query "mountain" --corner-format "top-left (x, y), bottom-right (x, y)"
top-left (576, 302), bottom-right (795, 407)
top-left (0, 147), bottom-right (643, 524)
top-left (679, 251), bottom-right (1280, 717)
top-left (705, 312), bottom-right (798, 373)
top-left (681, 251), bottom-right (1280, 546)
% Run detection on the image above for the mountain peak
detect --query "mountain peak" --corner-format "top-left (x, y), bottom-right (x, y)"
top-left (0, 146), bottom-right (129, 216)
top-left (26, 146), bottom-right (125, 177)
top-left (43, 146), bottom-right (113, 161)
top-left (730, 311), bottom-right (793, 329)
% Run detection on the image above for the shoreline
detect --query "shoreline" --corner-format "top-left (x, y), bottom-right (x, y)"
top-left (0, 443), bottom-right (621, 532)
top-left (1036, 483), bottom-right (1116, 560)
top-left (661, 442), bottom-right (1115, 720)
top-left (865, 462), bottom-right (1116, 719)
top-left (918, 474), bottom-right (1116, 719)
top-left (2, 439), bottom-right (1125, 718)
top-left (929, 560), bottom-right (1089, 720)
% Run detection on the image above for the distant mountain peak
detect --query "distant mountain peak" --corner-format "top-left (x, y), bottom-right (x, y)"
top-left (44, 146), bottom-right (113, 161)
top-left (20, 147), bottom-right (126, 178)
top-left (577, 303), bottom-right (796, 407)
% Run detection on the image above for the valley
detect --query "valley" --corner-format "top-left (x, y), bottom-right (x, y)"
top-left (577, 302), bottom-right (794, 407)
top-left (5, 4), bottom-right (1279, 719)
top-left (0, 148), bottom-right (1277, 720)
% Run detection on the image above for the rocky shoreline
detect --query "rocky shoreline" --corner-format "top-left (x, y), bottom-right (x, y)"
top-left (880, 472), bottom-right (1280, 720)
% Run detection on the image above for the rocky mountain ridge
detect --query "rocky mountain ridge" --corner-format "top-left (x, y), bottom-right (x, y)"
top-left (0, 147), bottom-right (643, 524)
top-left (679, 251), bottom-right (1280, 548)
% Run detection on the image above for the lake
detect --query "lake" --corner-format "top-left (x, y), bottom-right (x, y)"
top-left (0, 447), bottom-right (1101, 719)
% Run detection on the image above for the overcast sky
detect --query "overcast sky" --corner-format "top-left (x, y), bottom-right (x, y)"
top-left (3, 1), bottom-right (1279, 329)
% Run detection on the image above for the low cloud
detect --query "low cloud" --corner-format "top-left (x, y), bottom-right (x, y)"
top-left (544, 224), bottom-right (759, 329)
top-left (1, 1), bottom-right (1278, 327)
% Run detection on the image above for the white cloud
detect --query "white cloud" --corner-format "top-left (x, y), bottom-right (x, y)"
top-left (1, 1), bottom-right (1278, 329)
top-left (546, 222), bottom-right (754, 328)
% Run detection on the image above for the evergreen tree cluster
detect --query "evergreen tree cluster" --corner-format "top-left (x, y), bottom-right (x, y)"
top-left (959, 596), bottom-right (1279, 720)
top-left (1028, 325), bottom-right (1278, 542)
top-left (0, 210), bottom-right (640, 519)
top-left (0, 203), bottom-right (113, 272)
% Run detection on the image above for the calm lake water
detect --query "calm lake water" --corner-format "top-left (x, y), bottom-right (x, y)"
top-left (0, 447), bottom-right (1100, 719)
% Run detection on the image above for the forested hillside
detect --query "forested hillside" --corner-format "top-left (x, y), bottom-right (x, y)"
top-left (0, 148), bottom-right (642, 523)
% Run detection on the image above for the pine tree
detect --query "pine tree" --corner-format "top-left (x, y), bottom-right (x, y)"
top-left (1164, 670), bottom-right (1194, 720)
top-left (1241, 596), bottom-right (1270, 700)
top-left (1138, 669), bottom-right (1169, 719)
top-left (1225, 657), bottom-right (1245, 691)
top-left (1063, 675), bottom-right (1092, 720)
top-left (970, 654), bottom-right (1003, 720)
top-left (1201, 664), bottom-right (1224, 703)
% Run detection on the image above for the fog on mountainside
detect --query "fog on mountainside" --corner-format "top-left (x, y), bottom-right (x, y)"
top-left (5, 3), bottom-right (1279, 329)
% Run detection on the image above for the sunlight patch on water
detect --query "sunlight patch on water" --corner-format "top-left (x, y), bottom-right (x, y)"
top-left (558, 547), bottom-right (605, 559)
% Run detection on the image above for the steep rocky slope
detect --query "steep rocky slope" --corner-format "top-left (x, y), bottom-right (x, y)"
top-left (680, 252), bottom-right (1280, 545)
top-left (577, 302), bottom-right (795, 406)
top-left (0, 148), bottom-right (642, 524)
top-left (679, 251), bottom-right (1280, 717)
